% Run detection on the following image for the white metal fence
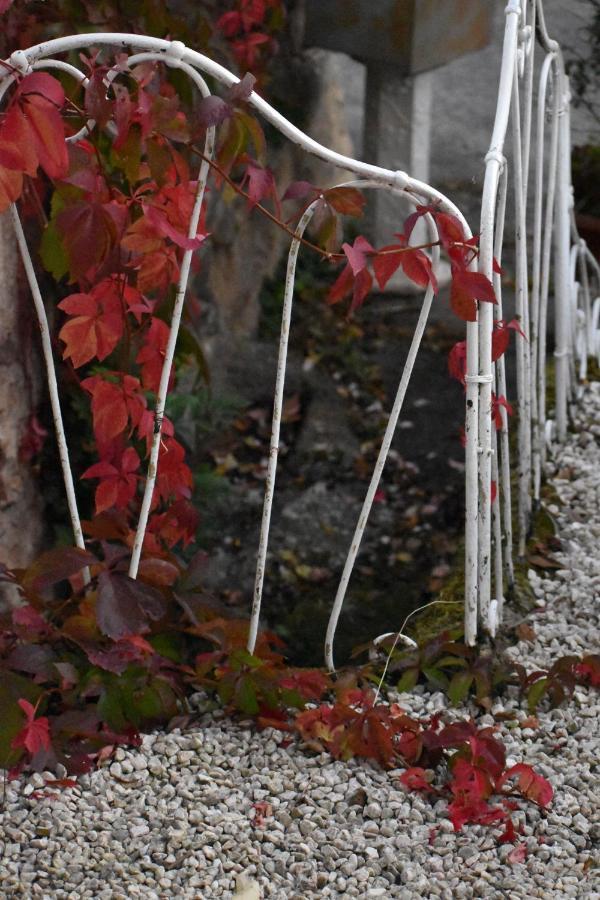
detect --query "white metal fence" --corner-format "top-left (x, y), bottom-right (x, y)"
top-left (2, 0), bottom-right (598, 670)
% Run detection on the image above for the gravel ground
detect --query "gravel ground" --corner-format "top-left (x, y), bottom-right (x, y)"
top-left (1, 386), bottom-right (600, 899)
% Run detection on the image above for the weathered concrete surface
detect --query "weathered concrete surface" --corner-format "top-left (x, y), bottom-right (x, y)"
top-left (0, 214), bottom-right (44, 572)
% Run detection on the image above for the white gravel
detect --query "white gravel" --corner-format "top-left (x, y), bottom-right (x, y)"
top-left (1, 385), bottom-right (599, 899)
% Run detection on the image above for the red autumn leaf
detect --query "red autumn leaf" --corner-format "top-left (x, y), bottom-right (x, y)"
top-left (372, 243), bottom-right (403, 290)
top-left (282, 180), bottom-right (316, 201)
top-left (448, 341), bottom-right (467, 386)
top-left (342, 235), bottom-right (374, 276)
top-left (252, 800), bottom-right (273, 827)
top-left (82, 446), bottom-right (140, 515)
top-left (231, 33), bottom-right (271, 70)
top-left (498, 818), bottom-right (518, 844)
top-left (11, 699), bottom-right (51, 756)
top-left (56, 201), bottom-right (121, 280)
top-left (278, 669), bottom-right (330, 701)
top-left (492, 318), bottom-right (527, 362)
top-left (82, 377), bottom-right (128, 444)
top-left (19, 413), bottom-right (48, 462)
top-left (434, 210), bottom-right (465, 250)
top-left (82, 374), bottom-right (146, 446)
top-left (323, 186), bottom-right (365, 218)
top-left (575, 654), bottom-right (600, 687)
top-left (58, 282), bottom-right (124, 368)
top-left (491, 393), bottom-right (513, 430)
top-left (136, 317), bottom-right (172, 393)
top-left (0, 164), bottom-right (22, 211)
top-left (508, 843), bottom-right (528, 864)
top-left (450, 268), bottom-right (496, 322)
top-left (154, 437), bottom-right (193, 506)
top-left (142, 203), bottom-right (208, 251)
top-left (350, 267), bottom-right (373, 314)
top-left (240, 157), bottom-right (278, 211)
top-left (327, 263), bottom-right (354, 306)
top-left (0, 105), bottom-right (37, 176)
top-left (217, 10), bottom-right (243, 36)
top-left (11, 604), bottom-right (51, 635)
top-left (398, 766), bottom-right (434, 793)
top-left (498, 763), bottom-right (553, 807)
top-left (450, 274), bottom-right (477, 321)
top-left (14, 73), bottom-right (68, 179)
top-left (85, 634), bottom-right (154, 675)
top-left (147, 498), bottom-right (199, 548)
top-left (403, 247), bottom-right (438, 292)
top-left (447, 796), bottom-right (506, 832)
top-left (457, 269), bottom-right (497, 303)
top-left (84, 67), bottom-right (113, 128)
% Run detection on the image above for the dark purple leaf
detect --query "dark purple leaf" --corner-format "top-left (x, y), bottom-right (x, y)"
top-left (96, 571), bottom-right (166, 640)
top-left (228, 73), bottom-right (256, 103)
top-left (21, 547), bottom-right (97, 594)
top-left (197, 95), bottom-right (233, 128)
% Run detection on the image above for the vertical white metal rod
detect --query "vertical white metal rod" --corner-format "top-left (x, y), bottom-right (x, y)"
top-left (491, 426), bottom-right (504, 632)
top-left (472, 0), bottom-right (522, 645)
top-left (536, 73), bottom-right (560, 485)
top-left (492, 164), bottom-right (514, 589)
top-left (511, 67), bottom-right (533, 558)
top-left (530, 54), bottom-right (556, 501)
top-left (553, 71), bottom-right (572, 442)
top-left (325, 220), bottom-right (441, 669)
top-left (248, 202), bottom-right (317, 655)
top-left (9, 205), bottom-right (89, 576)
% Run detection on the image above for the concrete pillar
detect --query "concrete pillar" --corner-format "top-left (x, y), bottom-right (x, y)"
top-left (363, 66), bottom-right (448, 293)
top-left (364, 66), bottom-right (432, 243)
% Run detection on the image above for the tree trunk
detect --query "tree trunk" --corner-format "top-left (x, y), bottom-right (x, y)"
top-left (0, 212), bottom-right (45, 573)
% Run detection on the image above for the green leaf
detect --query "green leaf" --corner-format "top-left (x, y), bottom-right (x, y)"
top-left (97, 681), bottom-right (128, 731)
top-left (448, 670), bottom-right (474, 705)
top-left (235, 675), bottom-right (259, 715)
top-left (527, 677), bottom-right (549, 712)
top-left (396, 666), bottom-right (420, 693)
top-left (148, 632), bottom-right (185, 663)
top-left (436, 655), bottom-right (469, 669)
top-left (40, 221), bottom-right (69, 280)
top-left (229, 648), bottom-right (263, 671)
top-left (422, 666), bottom-right (450, 690)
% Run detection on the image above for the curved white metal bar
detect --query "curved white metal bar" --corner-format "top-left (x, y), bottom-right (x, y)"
top-left (9, 206), bottom-right (89, 580)
top-left (325, 209), bottom-right (441, 671)
top-left (0, 33), bottom-right (471, 233)
top-left (31, 60), bottom-right (92, 144)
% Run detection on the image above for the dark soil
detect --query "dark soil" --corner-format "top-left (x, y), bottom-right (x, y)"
top-left (179, 277), bottom-right (469, 668)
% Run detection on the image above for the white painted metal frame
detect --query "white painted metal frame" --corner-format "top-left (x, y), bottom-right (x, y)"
top-left (1, 7), bottom-right (595, 666)
top-left (470, 0), bottom-right (599, 645)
